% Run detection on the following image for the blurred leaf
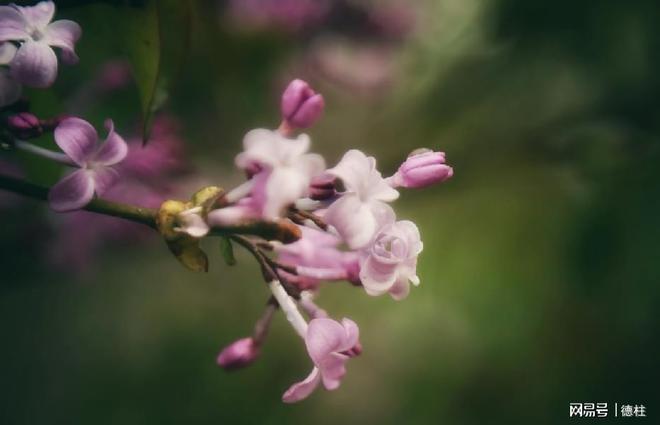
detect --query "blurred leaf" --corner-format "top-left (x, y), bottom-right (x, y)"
top-left (121, 0), bottom-right (191, 144)
top-left (219, 237), bottom-right (237, 266)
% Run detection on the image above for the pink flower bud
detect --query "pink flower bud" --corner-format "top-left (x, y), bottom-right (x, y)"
top-left (280, 79), bottom-right (325, 129)
top-left (6, 112), bottom-right (42, 139)
top-left (309, 173), bottom-right (337, 200)
top-left (391, 149), bottom-right (453, 189)
top-left (216, 337), bottom-right (260, 371)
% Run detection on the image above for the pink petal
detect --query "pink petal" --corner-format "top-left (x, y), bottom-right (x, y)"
top-left (207, 203), bottom-right (259, 226)
top-left (282, 367), bottom-right (321, 403)
top-left (259, 168), bottom-right (309, 218)
top-left (54, 117), bottom-right (98, 166)
top-left (389, 276), bottom-right (411, 300)
top-left (324, 194), bottom-right (387, 249)
top-left (10, 40), bottom-right (57, 88)
top-left (359, 255), bottom-right (398, 296)
top-left (94, 119), bottom-right (128, 166)
top-left (339, 318), bottom-right (359, 351)
top-left (177, 210), bottom-right (209, 238)
top-left (17, 1), bottom-right (55, 30)
top-left (0, 6), bottom-right (29, 41)
top-left (90, 166), bottom-right (119, 196)
top-left (327, 149), bottom-right (371, 193)
top-left (45, 19), bottom-right (81, 65)
top-left (396, 220), bottom-right (423, 255)
top-left (236, 129), bottom-right (311, 169)
top-left (370, 178), bottom-right (400, 202)
top-left (48, 169), bottom-right (95, 212)
top-left (305, 318), bottom-right (348, 365)
top-left (318, 353), bottom-right (348, 390)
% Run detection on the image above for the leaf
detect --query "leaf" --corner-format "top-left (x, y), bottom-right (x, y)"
top-left (219, 236), bottom-right (237, 266)
top-left (121, 0), bottom-right (192, 144)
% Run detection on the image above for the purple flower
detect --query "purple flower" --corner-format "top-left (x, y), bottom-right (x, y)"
top-left (217, 337), bottom-right (260, 371)
top-left (0, 42), bottom-right (20, 106)
top-left (282, 317), bottom-right (359, 403)
top-left (209, 129), bottom-right (325, 224)
top-left (48, 117), bottom-right (128, 212)
top-left (0, 1), bottom-right (81, 88)
top-left (388, 149), bottom-right (453, 189)
top-left (323, 149), bottom-right (399, 249)
top-left (281, 79), bottom-right (325, 130)
top-left (359, 220), bottom-right (423, 300)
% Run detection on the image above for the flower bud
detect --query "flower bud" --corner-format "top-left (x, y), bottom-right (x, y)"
top-left (217, 337), bottom-right (260, 371)
top-left (281, 79), bottom-right (325, 129)
top-left (390, 149), bottom-right (453, 188)
top-left (6, 112), bottom-right (42, 139)
top-left (309, 174), bottom-right (337, 200)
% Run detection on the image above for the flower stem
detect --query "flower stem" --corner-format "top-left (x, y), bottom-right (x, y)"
top-left (14, 140), bottom-right (77, 167)
top-left (0, 173), bottom-right (157, 228)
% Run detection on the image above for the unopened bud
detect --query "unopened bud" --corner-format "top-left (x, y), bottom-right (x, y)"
top-left (309, 174), bottom-right (337, 200)
top-left (6, 112), bottom-right (41, 139)
top-left (280, 79), bottom-right (324, 129)
top-left (217, 337), bottom-right (260, 371)
top-left (390, 150), bottom-right (453, 189)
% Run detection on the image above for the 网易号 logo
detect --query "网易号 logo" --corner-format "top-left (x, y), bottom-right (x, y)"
top-left (569, 402), bottom-right (647, 418)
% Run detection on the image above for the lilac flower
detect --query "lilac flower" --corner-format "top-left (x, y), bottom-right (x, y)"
top-left (217, 337), bottom-right (260, 371)
top-left (0, 1), bottom-right (81, 88)
top-left (47, 117), bottom-right (189, 274)
top-left (323, 149), bottom-right (399, 249)
top-left (281, 79), bottom-right (325, 130)
top-left (276, 226), bottom-right (360, 289)
top-left (359, 220), bottom-right (423, 300)
top-left (209, 129), bottom-right (325, 224)
top-left (282, 317), bottom-right (359, 403)
top-left (48, 117), bottom-right (128, 212)
top-left (0, 42), bottom-right (20, 106)
top-left (388, 149), bottom-right (453, 189)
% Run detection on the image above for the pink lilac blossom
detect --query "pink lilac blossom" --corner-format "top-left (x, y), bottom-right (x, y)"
top-left (359, 220), bottom-right (423, 300)
top-left (323, 149), bottom-right (399, 249)
top-left (208, 129), bottom-right (325, 225)
top-left (48, 118), bottom-right (189, 274)
top-left (0, 1), bottom-right (81, 88)
top-left (275, 226), bottom-right (360, 289)
top-left (48, 117), bottom-right (128, 212)
top-left (387, 149), bottom-right (453, 189)
top-left (282, 317), bottom-right (359, 403)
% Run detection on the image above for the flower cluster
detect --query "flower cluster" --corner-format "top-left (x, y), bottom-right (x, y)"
top-left (0, 1), bottom-right (81, 106)
top-left (0, 2), bottom-right (454, 405)
top-left (205, 79), bottom-right (453, 402)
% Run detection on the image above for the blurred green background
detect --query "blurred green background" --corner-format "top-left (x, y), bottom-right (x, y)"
top-left (1, 0), bottom-right (659, 424)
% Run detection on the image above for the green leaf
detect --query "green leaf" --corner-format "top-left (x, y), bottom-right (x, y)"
top-left (121, 0), bottom-right (192, 144)
top-left (219, 237), bottom-right (237, 266)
